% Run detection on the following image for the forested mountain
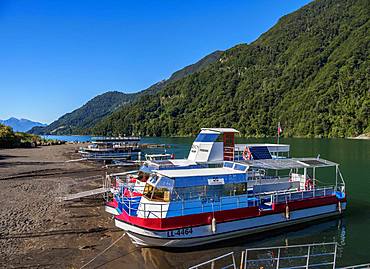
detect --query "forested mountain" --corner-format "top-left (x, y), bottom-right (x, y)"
top-left (30, 51), bottom-right (222, 135)
top-left (0, 117), bottom-right (46, 132)
top-left (93, 0), bottom-right (369, 138)
top-left (141, 50), bottom-right (223, 96)
top-left (30, 91), bottom-right (135, 135)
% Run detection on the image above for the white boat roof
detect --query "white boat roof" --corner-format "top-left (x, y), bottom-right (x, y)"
top-left (236, 158), bottom-right (338, 170)
top-left (146, 153), bottom-right (171, 157)
top-left (146, 158), bottom-right (198, 167)
top-left (201, 128), bottom-right (239, 133)
top-left (234, 143), bottom-right (290, 152)
top-left (154, 167), bottom-right (245, 178)
top-left (169, 159), bottom-right (198, 166)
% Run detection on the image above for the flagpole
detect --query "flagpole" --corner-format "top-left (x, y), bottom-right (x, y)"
top-left (277, 122), bottom-right (280, 144)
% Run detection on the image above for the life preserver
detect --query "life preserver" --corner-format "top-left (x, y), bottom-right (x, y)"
top-left (242, 147), bottom-right (252, 160)
top-left (305, 178), bottom-right (314, 190)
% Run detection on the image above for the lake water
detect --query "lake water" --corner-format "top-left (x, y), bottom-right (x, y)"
top-left (42, 135), bottom-right (92, 143)
top-left (46, 135), bottom-right (370, 266)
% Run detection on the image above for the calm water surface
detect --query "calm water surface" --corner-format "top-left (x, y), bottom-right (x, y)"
top-left (42, 135), bottom-right (92, 143)
top-left (48, 135), bottom-right (370, 266)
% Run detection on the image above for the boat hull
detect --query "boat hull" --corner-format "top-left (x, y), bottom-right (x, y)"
top-left (115, 202), bottom-right (346, 247)
top-left (105, 205), bottom-right (119, 215)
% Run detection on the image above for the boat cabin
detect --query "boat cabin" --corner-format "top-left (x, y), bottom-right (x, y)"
top-left (118, 157), bottom-right (345, 219)
top-left (188, 128), bottom-right (290, 163)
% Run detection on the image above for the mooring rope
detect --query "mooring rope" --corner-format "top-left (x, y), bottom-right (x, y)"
top-left (79, 232), bottom-right (126, 269)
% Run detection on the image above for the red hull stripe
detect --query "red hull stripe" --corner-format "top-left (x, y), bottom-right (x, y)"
top-left (115, 195), bottom-right (344, 231)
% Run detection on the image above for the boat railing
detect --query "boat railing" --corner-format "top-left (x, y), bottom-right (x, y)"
top-left (188, 252), bottom-right (237, 269)
top-left (242, 242), bottom-right (337, 269)
top-left (83, 151), bottom-right (141, 160)
top-left (120, 186), bottom-right (337, 218)
top-left (338, 264), bottom-right (370, 269)
top-left (272, 186), bottom-right (336, 204)
top-left (188, 242), bottom-right (338, 269)
top-left (91, 136), bottom-right (141, 141)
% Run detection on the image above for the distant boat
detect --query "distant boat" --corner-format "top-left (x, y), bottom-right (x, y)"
top-left (78, 136), bottom-right (141, 161)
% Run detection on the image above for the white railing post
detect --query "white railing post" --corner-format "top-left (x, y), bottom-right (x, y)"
top-left (276, 248), bottom-right (281, 269)
top-left (333, 243), bottom-right (337, 269)
top-left (244, 250), bottom-right (248, 269)
top-left (306, 245), bottom-right (311, 269)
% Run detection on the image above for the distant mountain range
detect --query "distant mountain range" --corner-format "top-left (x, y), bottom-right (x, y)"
top-left (30, 0), bottom-right (369, 138)
top-left (29, 50), bottom-right (223, 135)
top-left (0, 117), bottom-right (47, 132)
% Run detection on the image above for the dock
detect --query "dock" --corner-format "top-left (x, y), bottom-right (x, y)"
top-left (62, 187), bottom-right (108, 201)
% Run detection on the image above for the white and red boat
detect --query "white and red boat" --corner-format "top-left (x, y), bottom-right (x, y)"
top-left (104, 128), bottom-right (289, 216)
top-left (109, 129), bottom-right (346, 247)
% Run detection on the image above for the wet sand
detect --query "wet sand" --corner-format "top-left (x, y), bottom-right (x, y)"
top-left (0, 144), bottom-right (231, 269)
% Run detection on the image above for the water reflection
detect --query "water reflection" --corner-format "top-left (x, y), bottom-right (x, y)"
top-left (137, 218), bottom-right (347, 269)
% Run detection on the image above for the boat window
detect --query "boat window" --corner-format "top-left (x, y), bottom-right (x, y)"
top-left (143, 177), bottom-right (174, 202)
top-left (143, 184), bottom-right (154, 198)
top-left (143, 185), bottom-right (171, 202)
top-left (195, 133), bottom-right (219, 142)
top-left (172, 186), bottom-right (206, 200)
top-left (152, 187), bottom-right (171, 202)
top-left (172, 183), bottom-right (248, 201)
top-left (223, 183), bottom-right (247, 195)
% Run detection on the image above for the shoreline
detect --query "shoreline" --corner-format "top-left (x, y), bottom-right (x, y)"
top-left (35, 134), bottom-right (370, 141)
top-left (0, 144), bottom-right (231, 268)
top-left (0, 144), bottom-right (134, 268)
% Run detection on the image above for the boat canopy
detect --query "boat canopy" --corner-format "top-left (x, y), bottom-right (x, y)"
top-left (200, 128), bottom-right (239, 133)
top-left (141, 159), bottom-right (201, 171)
top-left (153, 167), bottom-right (248, 188)
top-left (235, 158), bottom-right (338, 170)
top-left (235, 144), bottom-right (290, 153)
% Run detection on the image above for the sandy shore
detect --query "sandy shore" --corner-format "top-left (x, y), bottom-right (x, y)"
top-left (0, 144), bottom-right (228, 269)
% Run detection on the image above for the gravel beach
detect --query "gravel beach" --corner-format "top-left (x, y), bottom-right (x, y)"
top-left (0, 144), bottom-right (231, 269)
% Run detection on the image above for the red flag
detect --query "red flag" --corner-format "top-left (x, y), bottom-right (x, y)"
top-left (278, 122), bottom-right (283, 135)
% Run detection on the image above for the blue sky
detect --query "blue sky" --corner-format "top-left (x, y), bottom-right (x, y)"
top-left (0, 0), bottom-right (312, 123)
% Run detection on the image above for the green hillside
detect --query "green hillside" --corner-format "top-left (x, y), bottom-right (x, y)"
top-left (0, 124), bottom-right (48, 148)
top-left (93, 0), bottom-right (369, 138)
top-left (30, 51), bottom-right (222, 135)
top-left (30, 91), bottom-right (135, 135)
